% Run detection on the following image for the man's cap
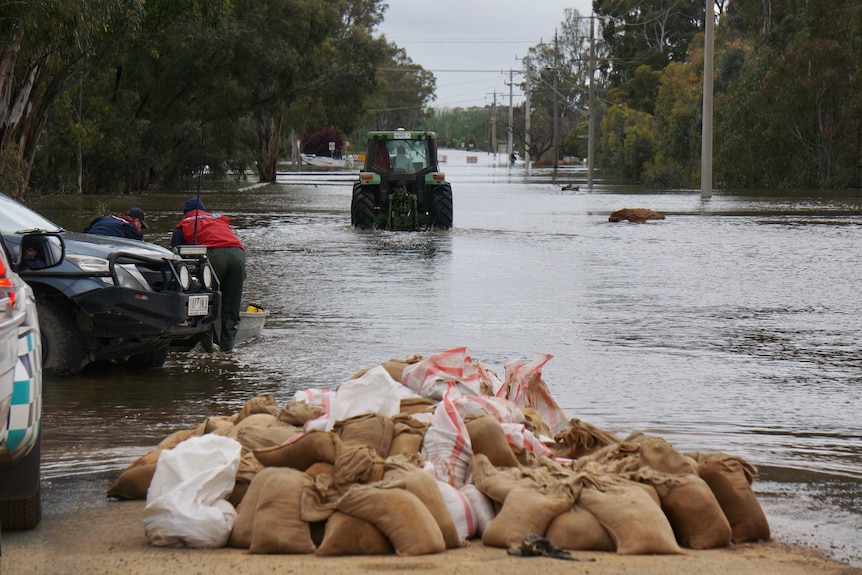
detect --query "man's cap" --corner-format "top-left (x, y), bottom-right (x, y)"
top-left (183, 197), bottom-right (205, 214)
top-left (127, 207), bottom-right (149, 229)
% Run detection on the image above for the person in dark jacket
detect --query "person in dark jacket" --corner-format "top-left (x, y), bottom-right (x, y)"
top-left (171, 198), bottom-right (245, 352)
top-left (84, 207), bottom-right (149, 240)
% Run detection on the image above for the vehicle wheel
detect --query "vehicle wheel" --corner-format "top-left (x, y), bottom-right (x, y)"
top-left (351, 184), bottom-right (376, 229)
top-left (38, 298), bottom-right (87, 376)
top-left (125, 344), bottom-right (170, 370)
top-left (0, 484), bottom-right (41, 531)
top-left (431, 184), bottom-right (453, 229)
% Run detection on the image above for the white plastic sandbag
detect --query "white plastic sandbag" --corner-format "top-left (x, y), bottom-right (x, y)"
top-left (325, 365), bottom-right (405, 430)
top-left (143, 434), bottom-right (242, 548)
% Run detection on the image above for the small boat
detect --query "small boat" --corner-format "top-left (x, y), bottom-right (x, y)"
top-left (236, 304), bottom-right (269, 344)
top-left (300, 153), bottom-right (355, 169)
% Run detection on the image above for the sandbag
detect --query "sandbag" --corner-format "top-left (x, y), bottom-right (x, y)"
top-left (236, 393), bottom-right (280, 422)
top-left (437, 479), bottom-right (475, 541)
top-left (332, 412), bottom-right (394, 458)
top-left (246, 467), bottom-right (316, 554)
top-left (421, 388), bottom-right (472, 487)
top-left (229, 466), bottom-right (280, 549)
top-left (144, 435), bottom-right (242, 548)
top-left (579, 477), bottom-right (681, 555)
top-left (398, 397), bottom-right (437, 415)
top-left (336, 484), bottom-right (445, 556)
top-left (627, 432), bottom-right (697, 475)
top-left (326, 365), bottom-right (404, 430)
top-left (316, 512), bottom-right (394, 556)
top-left (388, 415), bottom-right (429, 457)
top-left (401, 347), bottom-right (482, 400)
top-left (156, 425), bottom-right (205, 450)
top-left (553, 418), bottom-right (621, 459)
top-left (482, 485), bottom-right (573, 549)
top-left (459, 483), bottom-right (496, 537)
top-left (234, 422), bottom-right (300, 451)
top-left (333, 443), bottom-right (384, 486)
top-left (384, 469), bottom-right (462, 549)
top-left (227, 450), bottom-right (264, 507)
top-left (631, 468), bottom-right (731, 549)
top-left (252, 430), bottom-right (341, 470)
top-left (545, 504), bottom-right (615, 551)
top-left (697, 456), bottom-right (770, 543)
top-left (277, 401), bottom-right (325, 426)
top-left (465, 414), bottom-right (520, 468)
top-left (470, 454), bottom-right (534, 504)
top-left (107, 460), bottom-right (158, 500)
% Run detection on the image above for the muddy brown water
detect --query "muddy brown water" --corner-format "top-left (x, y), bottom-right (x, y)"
top-left (29, 150), bottom-right (862, 566)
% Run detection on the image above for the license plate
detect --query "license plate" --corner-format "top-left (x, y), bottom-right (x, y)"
top-left (188, 295), bottom-right (209, 316)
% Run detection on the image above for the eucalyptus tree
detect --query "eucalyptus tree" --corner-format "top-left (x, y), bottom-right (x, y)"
top-left (0, 0), bottom-right (144, 199)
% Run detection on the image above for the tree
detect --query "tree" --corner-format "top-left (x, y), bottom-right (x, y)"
top-left (0, 0), bottom-right (146, 199)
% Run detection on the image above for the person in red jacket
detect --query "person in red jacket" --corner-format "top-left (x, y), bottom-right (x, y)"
top-left (171, 198), bottom-right (245, 352)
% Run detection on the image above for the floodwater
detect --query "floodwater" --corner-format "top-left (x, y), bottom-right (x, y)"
top-left (31, 150), bottom-right (861, 566)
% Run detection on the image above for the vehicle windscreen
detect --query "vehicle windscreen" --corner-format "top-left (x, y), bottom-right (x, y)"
top-left (0, 193), bottom-right (61, 233)
top-left (385, 139), bottom-right (430, 173)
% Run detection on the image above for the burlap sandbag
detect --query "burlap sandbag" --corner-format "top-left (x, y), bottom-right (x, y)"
top-left (482, 485), bottom-right (573, 549)
top-left (388, 415), bottom-right (429, 457)
top-left (471, 453), bottom-right (535, 503)
top-left (229, 466), bottom-right (280, 549)
top-left (383, 468), bottom-right (462, 550)
top-left (626, 432), bottom-right (697, 475)
top-left (336, 484), bottom-right (445, 556)
top-left (545, 503), bottom-right (615, 551)
top-left (697, 456), bottom-right (770, 543)
top-left (253, 430), bottom-right (341, 470)
top-left (234, 422), bottom-right (300, 451)
top-left (156, 424), bottom-right (205, 450)
top-left (398, 397), bottom-right (437, 415)
top-left (249, 467), bottom-right (316, 554)
top-left (227, 450), bottom-right (264, 507)
top-left (316, 511), bottom-right (394, 556)
top-left (553, 418), bottom-right (622, 459)
top-left (305, 461), bottom-right (335, 478)
top-left (333, 443), bottom-right (384, 486)
top-left (107, 460), bottom-right (159, 500)
top-left (519, 406), bottom-right (553, 439)
top-left (579, 477), bottom-right (681, 555)
top-left (236, 393), bottom-right (280, 423)
top-left (204, 415), bottom-right (237, 434)
top-left (277, 401), bottom-right (325, 426)
top-left (630, 468), bottom-right (731, 549)
top-left (332, 412), bottom-right (393, 458)
top-left (465, 414), bottom-right (520, 468)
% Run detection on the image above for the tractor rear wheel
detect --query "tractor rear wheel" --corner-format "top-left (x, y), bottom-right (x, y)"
top-left (351, 184), bottom-right (376, 229)
top-left (431, 184), bottom-right (453, 229)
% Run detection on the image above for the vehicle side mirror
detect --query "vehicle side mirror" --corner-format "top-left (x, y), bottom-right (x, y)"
top-left (17, 233), bottom-right (64, 271)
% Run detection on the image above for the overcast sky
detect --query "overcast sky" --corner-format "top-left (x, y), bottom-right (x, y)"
top-left (376, 0), bottom-right (594, 109)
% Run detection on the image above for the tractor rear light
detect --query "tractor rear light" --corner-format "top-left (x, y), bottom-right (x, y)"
top-left (432, 173), bottom-right (444, 181)
top-left (361, 173), bottom-right (374, 181)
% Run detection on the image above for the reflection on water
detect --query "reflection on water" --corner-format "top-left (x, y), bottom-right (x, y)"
top-left (32, 153), bottom-right (862, 566)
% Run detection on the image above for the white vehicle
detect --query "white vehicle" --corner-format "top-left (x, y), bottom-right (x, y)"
top-left (0, 231), bottom-right (64, 533)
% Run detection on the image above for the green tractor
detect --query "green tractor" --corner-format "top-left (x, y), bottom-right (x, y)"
top-left (351, 130), bottom-right (453, 230)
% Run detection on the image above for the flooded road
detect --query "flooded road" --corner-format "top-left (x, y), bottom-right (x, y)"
top-left (31, 150), bottom-right (862, 566)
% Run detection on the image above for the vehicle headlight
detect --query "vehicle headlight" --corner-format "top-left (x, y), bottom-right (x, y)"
top-left (179, 265), bottom-right (191, 290)
top-left (65, 254), bottom-right (110, 273)
top-left (199, 263), bottom-right (213, 289)
top-left (115, 264), bottom-right (152, 291)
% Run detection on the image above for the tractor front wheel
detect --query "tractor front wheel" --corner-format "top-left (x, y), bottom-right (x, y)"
top-left (431, 184), bottom-right (453, 229)
top-left (351, 184), bottom-right (376, 229)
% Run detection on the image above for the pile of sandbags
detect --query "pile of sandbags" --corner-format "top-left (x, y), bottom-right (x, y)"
top-left (108, 347), bottom-right (770, 555)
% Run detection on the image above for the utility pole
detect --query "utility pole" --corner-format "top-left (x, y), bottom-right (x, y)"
top-left (552, 30), bottom-right (559, 183)
top-left (507, 69), bottom-right (514, 167)
top-left (525, 55), bottom-right (532, 176)
top-left (491, 92), bottom-right (497, 161)
top-left (701, 0), bottom-right (714, 198)
top-left (588, 14), bottom-right (596, 190)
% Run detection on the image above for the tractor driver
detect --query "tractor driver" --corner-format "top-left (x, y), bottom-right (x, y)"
top-left (393, 145), bottom-right (411, 172)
